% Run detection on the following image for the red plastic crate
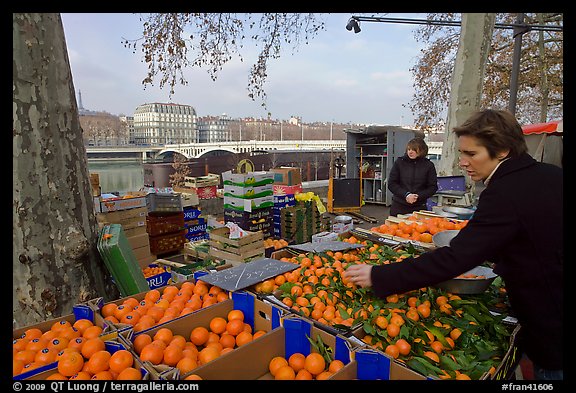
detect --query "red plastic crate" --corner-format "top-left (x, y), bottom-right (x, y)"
top-left (149, 231), bottom-right (186, 255)
top-left (146, 212), bottom-right (185, 237)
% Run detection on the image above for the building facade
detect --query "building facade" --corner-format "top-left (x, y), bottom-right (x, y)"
top-left (197, 114), bottom-right (233, 143)
top-left (133, 103), bottom-right (197, 145)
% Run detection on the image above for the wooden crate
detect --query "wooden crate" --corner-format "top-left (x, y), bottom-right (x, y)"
top-left (184, 174), bottom-right (220, 188)
top-left (208, 227), bottom-right (265, 265)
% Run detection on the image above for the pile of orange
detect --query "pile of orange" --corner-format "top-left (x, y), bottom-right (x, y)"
top-left (264, 238), bottom-right (289, 250)
top-left (142, 265), bottom-right (167, 278)
top-left (13, 318), bottom-right (141, 380)
top-left (369, 214), bottom-right (469, 243)
top-left (100, 281), bottom-right (229, 332)
top-left (132, 309), bottom-right (267, 378)
top-left (268, 352), bottom-right (345, 380)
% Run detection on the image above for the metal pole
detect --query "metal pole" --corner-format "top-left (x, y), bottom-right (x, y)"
top-left (509, 13), bottom-right (525, 115)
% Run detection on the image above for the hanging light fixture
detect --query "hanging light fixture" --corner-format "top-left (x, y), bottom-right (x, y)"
top-left (345, 18), bottom-right (361, 33)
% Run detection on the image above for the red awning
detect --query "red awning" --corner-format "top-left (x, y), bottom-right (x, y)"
top-left (522, 120), bottom-right (563, 135)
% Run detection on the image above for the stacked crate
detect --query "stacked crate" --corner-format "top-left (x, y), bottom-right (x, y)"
top-left (222, 170), bottom-right (275, 237)
top-left (183, 206), bottom-right (208, 242)
top-left (208, 226), bottom-right (265, 266)
top-left (95, 204), bottom-right (156, 268)
top-left (281, 200), bottom-right (330, 244)
top-left (146, 193), bottom-right (186, 257)
top-left (272, 194), bottom-right (296, 238)
top-left (184, 174), bottom-right (220, 200)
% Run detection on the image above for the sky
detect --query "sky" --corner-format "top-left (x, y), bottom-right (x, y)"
top-left (61, 13), bottom-right (427, 126)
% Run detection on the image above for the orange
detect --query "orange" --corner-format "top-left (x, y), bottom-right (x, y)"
top-left (295, 369), bottom-right (313, 380)
top-left (145, 289), bottom-right (161, 303)
top-left (176, 357), bottom-right (198, 375)
top-left (170, 335), bottom-right (187, 349)
top-left (163, 345), bottom-right (184, 367)
top-left (48, 337), bottom-right (70, 352)
top-left (183, 374), bottom-right (203, 380)
top-left (51, 320), bottom-right (72, 332)
top-left (197, 346), bottom-right (220, 365)
top-left (304, 352), bottom-right (326, 376)
top-left (58, 350), bottom-right (85, 377)
top-left (423, 351), bottom-right (440, 363)
top-left (109, 349), bottom-right (134, 373)
top-left (328, 359), bottom-right (345, 373)
top-left (13, 359), bottom-right (24, 376)
top-left (60, 327), bottom-right (82, 341)
top-left (26, 337), bottom-right (47, 352)
top-left (189, 326), bottom-right (210, 346)
top-left (316, 370), bottom-right (334, 380)
top-left (269, 356), bottom-right (289, 376)
top-left (35, 347), bottom-right (57, 364)
top-left (140, 344), bottom-right (164, 365)
top-left (288, 352), bottom-right (306, 372)
top-left (395, 339), bottom-right (411, 356)
top-left (219, 334), bottom-right (236, 349)
top-left (275, 365), bottom-right (296, 380)
top-left (117, 367), bottom-right (142, 380)
top-left (386, 323), bottom-right (400, 338)
top-left (69, 371), bottom-right (92, 380)
top-left (153, 327), bottom-right (174, 345)
top-left (450, 328), bottom-right (462, 341)
top-left (73, 319), bottom-right (94, 335)
top-left (22, 328), bottom-right (43, 341)
top-left (209, 317), bottom-right (227, 335)
top-left (81, 337), bottom-right (105, 359)
top-left (417, 304), bottom-right (431, 318)
top-left (385, 344), bottom-right (400, 359)
top-left (235, 331), bottom-right (253, 347)
top-left (133, 334), bottom-right (153, 355)
top-left (15, 349), bottom-right (37, 365)
top-left (430, 341), bottom-right (444, 354)
top-left (253, 330), bottom-right (266, 340)
top-left (226, 319), bottom-right (245, 336)
top-left (91, 370), bottom-right (114, 380)
top-left (82, 326), bottom-right (103, 339)
top-left (101, 303), bottom-right (118, 318)
top-left (13, 338), bottom-right (29, 352)
top-left (85, 350), bottom-right (111, 374)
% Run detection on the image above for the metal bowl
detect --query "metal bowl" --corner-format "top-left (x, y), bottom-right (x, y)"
top-left (433, 266), bottom-right (498, 294)
top-left (442, 206), bottom-right (475, 220)
top-left (434, 210), bottom-right (459, 219)
top-left (432, 230), bottom-right (461, 248)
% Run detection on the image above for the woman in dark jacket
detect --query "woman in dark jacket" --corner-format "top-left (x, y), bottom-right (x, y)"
top-left (345, 109), bottom-right (563, 380)
top-left (388, 138), bottom-right (438, 216)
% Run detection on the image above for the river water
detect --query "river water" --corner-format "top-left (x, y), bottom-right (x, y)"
top-left (88, 160), bottom-right (145, 194)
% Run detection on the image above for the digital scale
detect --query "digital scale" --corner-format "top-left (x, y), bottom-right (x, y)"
top-left (432, 189), bottom-right (474, 208)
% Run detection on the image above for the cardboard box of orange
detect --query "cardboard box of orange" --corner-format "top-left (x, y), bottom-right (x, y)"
top-left (13, 298), bottom-right (117, 380)
top-left (349, 323), bottom-right (521, 380)
top-left (24, 330), bottom-right (152, 380)
top-left (182, 313), bottom-right (359, 380)
top-left (134, 290), bottom-right (288, 380)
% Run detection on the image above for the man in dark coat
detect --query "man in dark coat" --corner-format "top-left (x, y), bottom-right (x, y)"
top-left (345, 109), bottom-right (563, 380)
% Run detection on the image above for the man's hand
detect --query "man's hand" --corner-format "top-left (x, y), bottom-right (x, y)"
top-left (343, 264), bottom-right (373, 288)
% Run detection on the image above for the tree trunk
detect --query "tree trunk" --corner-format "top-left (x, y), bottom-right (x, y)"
top-left (13, 13), bottom-right (118, 328)
top-left (439, 13), bottom-right (496, 179)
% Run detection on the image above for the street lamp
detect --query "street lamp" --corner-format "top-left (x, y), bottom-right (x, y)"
top-left (345, 14), bottom-right (563, 116)
top-left (346, 18), bottom-right (361, 33)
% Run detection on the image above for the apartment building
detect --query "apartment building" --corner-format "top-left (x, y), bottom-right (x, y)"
top-left (133, 103), bottom-right (197, 145)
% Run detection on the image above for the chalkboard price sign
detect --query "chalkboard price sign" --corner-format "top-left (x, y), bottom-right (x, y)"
top-left (197, 258), bottom-right (298, 292)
